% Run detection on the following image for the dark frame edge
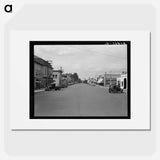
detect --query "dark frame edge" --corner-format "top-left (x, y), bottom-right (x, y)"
top-left (30, 41), bottom-right (131, 119)
top-left (30, 41), bottom-right (34, 119)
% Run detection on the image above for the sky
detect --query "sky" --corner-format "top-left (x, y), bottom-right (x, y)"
top-left (34, 44), bottom-right (127, 80)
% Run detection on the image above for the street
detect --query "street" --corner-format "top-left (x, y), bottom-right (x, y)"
top-left (34, 83), bottom-right (127, 117)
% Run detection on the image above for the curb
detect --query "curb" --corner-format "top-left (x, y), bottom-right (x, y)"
top-left (34, 89), bottom-right (45, 93)
top-left (95, 85), bottom-right (109, 89)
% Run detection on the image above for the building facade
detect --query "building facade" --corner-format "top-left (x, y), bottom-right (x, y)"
top-left (96, 73), bottom-right (121, 86)
top-left (52, 70), bottom-right (63, 89)
top-left (104, 73), bottom-right (121, 86)
top-left (34, 55), bottom-right (53, 89)
top-left (117, 73), bottom-right (127, 90)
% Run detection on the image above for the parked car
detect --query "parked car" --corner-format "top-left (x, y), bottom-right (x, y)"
top-left (50, 83), bottom-right (56, 89)
top-left (90, 83), bottom-right (96, 86)
top-left (109, 84), bottom-right (123, 93)
top-left (61, 79), bottom-right (68, 88)
top-left (45, 83), bottom-right (55, 91)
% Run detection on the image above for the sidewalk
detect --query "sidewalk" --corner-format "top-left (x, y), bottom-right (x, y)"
top-left (95, 84), bottom-right (109, 90)
top-left (34, 88), bottom-right (45, 93)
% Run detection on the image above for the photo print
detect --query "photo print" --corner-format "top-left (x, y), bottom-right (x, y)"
top-left (30, 41), bottom-right (130, 119)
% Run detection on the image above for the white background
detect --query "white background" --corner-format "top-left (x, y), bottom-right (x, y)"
top-left (10, 31), bottom-right (150, 130)
top-left (1, 0), bottom-right (160, 160)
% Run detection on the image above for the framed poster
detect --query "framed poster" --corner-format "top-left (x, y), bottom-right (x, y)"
top-left (9, 31), bottom-right (150, 130)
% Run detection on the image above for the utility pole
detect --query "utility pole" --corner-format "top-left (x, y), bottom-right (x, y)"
top-left (104, 72), bottom-right (106, 87)
top-left (110, 71), bottom-right (112, 85)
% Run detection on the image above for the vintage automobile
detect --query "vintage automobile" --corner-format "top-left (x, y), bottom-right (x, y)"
top-left (61, 80), bottom-right (68, 88)
top-left (45, 83), bottom-right (56, 91)
top-left (109, 84), bottom-right (123, 93)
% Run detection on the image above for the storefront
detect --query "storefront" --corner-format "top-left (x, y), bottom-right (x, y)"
top-left (117, 74), bottom-right (127, 90)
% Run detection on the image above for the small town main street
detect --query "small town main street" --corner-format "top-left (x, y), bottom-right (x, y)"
top-left (35, 83), bottom-right (127, 117)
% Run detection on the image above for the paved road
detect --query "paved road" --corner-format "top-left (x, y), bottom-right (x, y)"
top-left (35, 83), bottom-right (127, 117)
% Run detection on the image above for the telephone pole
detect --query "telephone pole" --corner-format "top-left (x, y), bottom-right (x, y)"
top-left (104, 72), bottom-right (106, 87)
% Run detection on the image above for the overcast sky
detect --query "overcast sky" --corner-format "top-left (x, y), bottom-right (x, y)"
top-left (34, 44), bottom-right (127, 80)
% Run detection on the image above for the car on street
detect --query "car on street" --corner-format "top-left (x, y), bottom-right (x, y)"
top-left (109, 84), bottom-right (123, 93)
top-left (61, 79), bottom-right (68, 88)
top-left (45, 83), bottom-right (56, 91)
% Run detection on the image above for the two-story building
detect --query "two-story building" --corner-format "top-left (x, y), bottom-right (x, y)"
top-left (34, 55), bottom-right (53, 89)
top-left (52, 70), bottom-right (63, 90)
top-left (97, 73), bottom-right (120, 86)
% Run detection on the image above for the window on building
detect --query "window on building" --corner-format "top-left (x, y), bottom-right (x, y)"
top-left (53, 74), bottom-right (57, 79)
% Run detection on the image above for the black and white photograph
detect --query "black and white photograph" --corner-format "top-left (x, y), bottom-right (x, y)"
top-left (30, 41), bottom-right (130, 119)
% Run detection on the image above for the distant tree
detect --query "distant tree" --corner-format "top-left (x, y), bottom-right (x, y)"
top-left (73, 73), bottom-right (79, 82)
top-left (78, 79), bottom-right (82, 83)
top-left (83, 80), bottom-right (88, 84)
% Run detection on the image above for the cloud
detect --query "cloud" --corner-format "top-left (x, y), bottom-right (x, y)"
top-left (34, 44), bottom-right (127, 79)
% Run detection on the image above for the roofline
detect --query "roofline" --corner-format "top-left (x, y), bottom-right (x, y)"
top-left (53, 70), bottom-right (63, 73)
